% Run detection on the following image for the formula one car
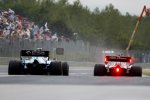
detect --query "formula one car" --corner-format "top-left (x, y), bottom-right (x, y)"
top-left (8, 48), bottom-right (69, 75)
top-left (94, 55), bottom-right (142, 76)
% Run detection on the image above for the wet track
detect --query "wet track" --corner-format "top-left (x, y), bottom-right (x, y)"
top-left (0, 62), bottom-right (150, 100)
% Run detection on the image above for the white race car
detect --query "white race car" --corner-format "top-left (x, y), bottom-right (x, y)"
top-left (94, 55), bottom-right (142, 76)
top-left (8, 48), bottom-right (69, 75)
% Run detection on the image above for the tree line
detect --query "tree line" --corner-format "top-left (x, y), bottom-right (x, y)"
top-left (0, 0), bottom-right (150, 50)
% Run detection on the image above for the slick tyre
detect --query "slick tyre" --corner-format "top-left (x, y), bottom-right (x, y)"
top-left (49, 62), bottom-right (62, 75)
top-left (94, 64), bottom-right (106, 76)
top-left (8, 60), bottom-right (24, 75)
top-left (62, 62), bottom-right (69, 76)
top-left (130, 66), bottom-right (142, 77)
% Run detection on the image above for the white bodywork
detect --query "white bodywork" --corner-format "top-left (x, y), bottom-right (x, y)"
top-left (105, 62), bottom-right (132, 69)
top-left (21, 56), bottom-right (52, 64)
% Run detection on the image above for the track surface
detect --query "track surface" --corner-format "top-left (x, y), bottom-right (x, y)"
top-left (0, 63), bottom-right (150, 100)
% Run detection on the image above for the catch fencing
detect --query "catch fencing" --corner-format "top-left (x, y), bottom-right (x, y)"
top-left (0, 39), bottom-right (150, 64)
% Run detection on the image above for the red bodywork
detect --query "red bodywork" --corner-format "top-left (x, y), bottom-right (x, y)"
top-left (104, 56), bottom-right (134, 76)
top-left (105, 56), bottom-right (133, 64)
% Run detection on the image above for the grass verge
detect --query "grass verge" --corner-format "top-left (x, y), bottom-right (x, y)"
top-left (143, 72), bottom-right (150, 76)
top-left (143, 68), bottom-right (150, 76)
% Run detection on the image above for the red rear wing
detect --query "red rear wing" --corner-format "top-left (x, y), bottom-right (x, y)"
top-left (105, 56), bottom-right (132, 63)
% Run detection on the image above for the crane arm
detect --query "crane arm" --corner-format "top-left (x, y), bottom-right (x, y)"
top-left (126, 5), bottom-right (149, 55)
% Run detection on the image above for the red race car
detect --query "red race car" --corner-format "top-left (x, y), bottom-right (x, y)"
top-left (94, 55), bottom-right (142, 77)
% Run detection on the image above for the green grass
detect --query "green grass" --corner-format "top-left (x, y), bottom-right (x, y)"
top-left (142, 67), bottom-right (150, 76)
top-left (143, 72), bottom-right (150, 76)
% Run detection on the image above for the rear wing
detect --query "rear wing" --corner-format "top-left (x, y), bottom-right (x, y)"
top-left (105, 56), bottom-right (132, 63)
top-left (20, 50), bottom-right (49, 57)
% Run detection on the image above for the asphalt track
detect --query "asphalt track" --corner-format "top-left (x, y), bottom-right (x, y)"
top-left (0, 62), bottom-right (150, 100)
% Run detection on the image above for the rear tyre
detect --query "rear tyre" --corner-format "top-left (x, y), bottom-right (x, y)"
top-left (49, 62), bottom-right (62, 75)
top-left (8, 60), bottom-right (24, 75)
top-left (130, 66), bottom-right (142, 77)
top-left (94, 64), bottom-right (106, 76)
top-left (62, 62), bottom-right (69, 76)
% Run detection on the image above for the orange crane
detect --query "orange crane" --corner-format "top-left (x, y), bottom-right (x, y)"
top-left (126, 5), bottom-right (150, 55)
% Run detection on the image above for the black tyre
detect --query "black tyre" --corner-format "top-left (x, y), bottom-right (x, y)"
top-left (94, 64), bottom-right (106, 76)
top-left (8, 60), bottom-right (24, 75)
top-left (49, 61), bottom-right (62, 75)
top-left (130, 66), bottom-right (142, 77)
top-left (62, 62), bottom-right (69, 76)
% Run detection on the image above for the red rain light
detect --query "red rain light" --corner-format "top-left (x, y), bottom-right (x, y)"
top-left (116, 68), bottom-right (120, 73)
top-left (115, 64), bottom-right (121, 73)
